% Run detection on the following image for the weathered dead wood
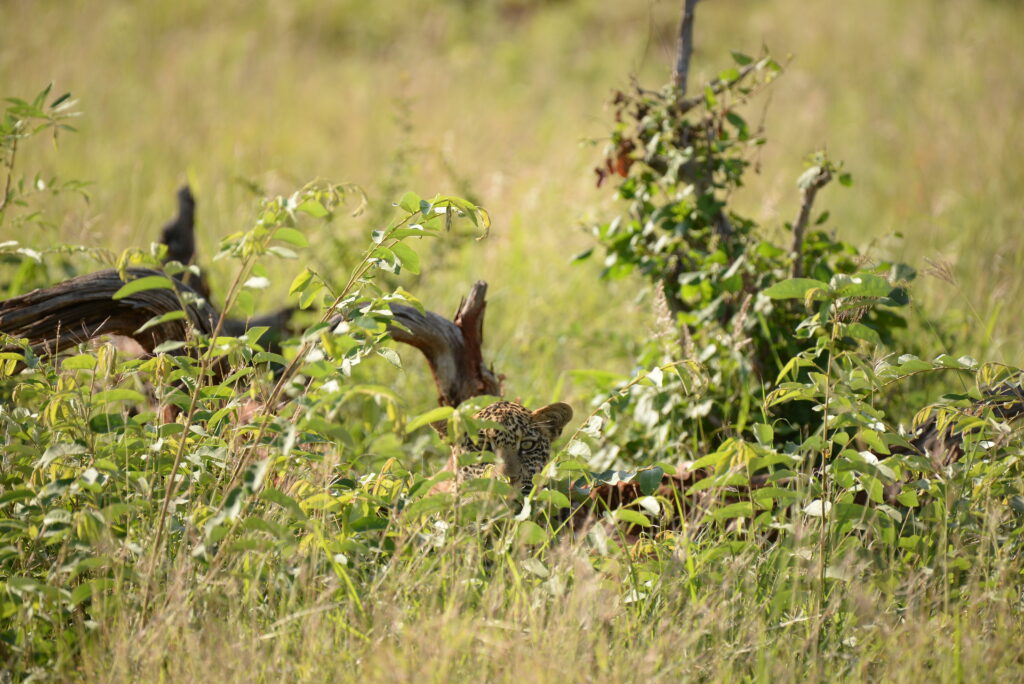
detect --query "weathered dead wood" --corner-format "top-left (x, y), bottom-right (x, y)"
top-left (158, 184), bottom-right (292, 344)
top-left (0, 253), bottom-right (499, 415)
top-left (386, 280), bottom-right (502, 408)
top-left (160, 185), bottom-right (212, 301)
top-left (0, 267), bottom-right (217, 354)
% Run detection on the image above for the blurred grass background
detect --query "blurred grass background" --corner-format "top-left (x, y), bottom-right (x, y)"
top-left (2, 0), bottom-right (1023, 406)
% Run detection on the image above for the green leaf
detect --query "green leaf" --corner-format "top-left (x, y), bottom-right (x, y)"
top-left (253, 351), bottom-right (288, 366)
top-left (272, 227), bottom-right (309, 248)
top-left (267, 246), bottom-right (297, 259)
top-left (896, 490), bottom-right (920, 507)
top-left (704, 85), bottom-right (717, 107)
top-left (897, 357), bottom-right (934, 374)
top-left (136, 310), bottom-right (186, 334)
top-left (845, 322), bottom-right (882, 346)
top-left (406, 406), bottom-right (454, 433)
top-left (403, 493), bottom-right (451, 518)
top-left (719, 67), bottom-right (741, 82)
top-left (517, 520), bottom-right (549, 545)
top-left (461, 478), bottom-right (514, 496)
top-left (297, 280), bottom-right (323, 310)
top-left (71, 583), bottom-right (94, 606)
top-left (289, 267), bottom-right (315, 295)
top-left (92, 389), bottom-right (146, 404)
top-left (260, 489), bottom-right (303, 520)
top-left (244, 326), bottom-right (270, 346)
top-left (0, 489), bottom-right (35, 506)
top-left (390, 242), bottom-right (421, 274)
top-left (730, 51), bottom-right (753, 65)
top-left (154, 340), bottom-right (187, 354)
top-left (62, 353), bottom-right (96, 370)
top-left (351, 515), bottom-right (390, 532)
top-left (571, 248), bottom-right (593, 263)
top-left (833, 273), bottom-right (892, 298)
top-left (89, 414), bottom-right (128, 433)
top-left (534, 489), bottom-right (570, 509)
top-left (371, 246), bottom-right (396, 265)
top-left (398, 191), bottom-right (422, 213)
top-left (297, 199), bottom-right (329, 218)
top-left (377, 347), bottom-right (402, 368)
top-left (863, 475), bottom-right (884, 504)
top-left (763, 278), bottom-right (829, 300)
top-left (753, 423), bottom-right (774, 446)
top-left (390, 226), bottom-right (438, 239)
top-left (614, 509), bottom-right (652, 527)
top-left (637, 467), bottom-right (664, 496)
top-left (710, 502), bottom-right (754, 520)
top-left (834, 503), bottom-right (870, 524)
top-left (112, 275), bottom-right (175, 300)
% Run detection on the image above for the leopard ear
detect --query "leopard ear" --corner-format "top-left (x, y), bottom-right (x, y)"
top-left (531, 402), bottom-right (573, 440)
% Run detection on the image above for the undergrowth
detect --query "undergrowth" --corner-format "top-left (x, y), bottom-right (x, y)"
top-left (1, 28), bottom-right (1024, 684)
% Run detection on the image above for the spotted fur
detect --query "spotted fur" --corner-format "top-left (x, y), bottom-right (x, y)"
top-left (449, 401), bottom-right (573, 494)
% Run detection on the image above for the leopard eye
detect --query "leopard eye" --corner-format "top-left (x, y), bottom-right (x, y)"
top-left (519, 439), bottom-right (538, 451)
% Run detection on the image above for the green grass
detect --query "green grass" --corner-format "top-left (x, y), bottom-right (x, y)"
top-left (3, 0), bottom-right (1024, 680)
top-left (5, 0), bottom-right (1024, 377)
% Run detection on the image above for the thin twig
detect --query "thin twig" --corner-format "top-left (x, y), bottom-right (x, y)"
top-left (0, 137), bottom-right (17, 218)
top-left (144, 255), bottom-right (256, 613)
top-left (676, 62), bottom-right (759, 114)
top-left (224, 212), bottom-right (420, 487)
top-left (790, 167), bottom-right (833, 278)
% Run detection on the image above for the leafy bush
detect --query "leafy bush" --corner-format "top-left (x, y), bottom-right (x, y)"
top-left (583, 54), bottom-right (919, 456)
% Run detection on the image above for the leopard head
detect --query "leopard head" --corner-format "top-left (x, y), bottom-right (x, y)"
top-left (447, 400), bottom-right (574, 494)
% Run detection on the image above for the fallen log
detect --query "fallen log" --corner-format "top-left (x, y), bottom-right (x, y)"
top-left (0, 267), bottom-right (216, 354)
top-left (0, 266), bottom-right (501, 408)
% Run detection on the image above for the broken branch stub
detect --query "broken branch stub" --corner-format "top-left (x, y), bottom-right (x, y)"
top-left (387, 280), bottom-right (502, 408)
top-left (158, 184), bottom-right (291, 344)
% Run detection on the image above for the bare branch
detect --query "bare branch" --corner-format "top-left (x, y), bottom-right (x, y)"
top-left (790, 167), bottom-right (833, 278)
top-left (673, 0), bottom-right (700, 94)
top-left (676, 61), bottom-right (759, 114)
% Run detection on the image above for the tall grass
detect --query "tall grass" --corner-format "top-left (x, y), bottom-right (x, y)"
top-left (72, 534), bottom-right (1024, 682)
top-left (3, 0), bottom-right (1023, 380)
top-left (2, 1), bottom-right (1024, 680)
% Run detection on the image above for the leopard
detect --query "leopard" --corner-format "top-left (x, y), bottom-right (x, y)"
top-left (436, 400), bottom-right (574, 495)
